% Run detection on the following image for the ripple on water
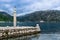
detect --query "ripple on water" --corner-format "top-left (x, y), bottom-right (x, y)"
top-left (2, 33), bottom-right (60, 40)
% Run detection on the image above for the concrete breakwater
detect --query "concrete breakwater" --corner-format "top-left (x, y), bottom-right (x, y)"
top-left (0, 24), bottom-right (40, 39)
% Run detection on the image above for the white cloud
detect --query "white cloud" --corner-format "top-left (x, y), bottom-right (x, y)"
top-left (0, 4), bottom-right (14, 15)
top-left (0, 9), bottom-right (9, 14)
top-left (3, 4), bottom-right (13, 12)
top-left (0, 0), bottom-right (13, 2)
top-left (17, 11), bottom-right (34, 16)
top-left (18, 0), bottom-right (60, 13)
top-left (18, 2), bottom-right (52, 14)
top-left (19, 0), bottom-right (36, 3)
top-left (4, 4), bottom-right (12, 8)
top-left (53, 7), bottom-right (60, 10)
top-left (0, 9), bottom-right (6, 12)
top-left (0, 4), bottom-right (12, 8)
top-left (3, 4), bottom-right (13, 10)
top-left (17, 13), bottom-right (26, 16)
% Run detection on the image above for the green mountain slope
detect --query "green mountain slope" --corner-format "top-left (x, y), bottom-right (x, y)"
top-left (0, 10), bottom-right (60, 22)
top-left (0, 11), bottom-right (12, 21)
top-left (17, 10), bottom-right (60, 22)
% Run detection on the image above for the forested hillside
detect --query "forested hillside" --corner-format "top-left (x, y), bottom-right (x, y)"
top-left (17, 10), bottom-right (60, 22)
top-left (0, 11), bottom-right (12, 21)
top-left (0, 10), bottom-right (60, 22)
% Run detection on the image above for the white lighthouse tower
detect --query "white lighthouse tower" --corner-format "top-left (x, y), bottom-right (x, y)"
top-left (13, 7), bottom-right (16, 27)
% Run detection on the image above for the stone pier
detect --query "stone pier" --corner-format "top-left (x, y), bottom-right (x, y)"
top-left (0, 24), bottom-right (40, 39)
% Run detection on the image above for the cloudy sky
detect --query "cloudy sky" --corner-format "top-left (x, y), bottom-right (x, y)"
top-left (0, 0), bottom-right (60, 16)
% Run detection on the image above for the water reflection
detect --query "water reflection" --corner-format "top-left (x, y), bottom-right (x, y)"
top-left (3, 33), bottom-right (60, 40)
top-left (3, 33), bottom-right (40, 40)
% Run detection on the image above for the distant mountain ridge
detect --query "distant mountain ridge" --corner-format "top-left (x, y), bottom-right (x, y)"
top-left (0, 11), bottom-right (12, 21)
top-left (17, 10), bottom-right (60, 22)
top-left (0, 10), bottom-right (60, 22)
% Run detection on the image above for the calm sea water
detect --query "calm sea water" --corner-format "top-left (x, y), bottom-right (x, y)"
top-left (1, 22), bottom-right (60, 40)
top-left (3, 34), bottom-right (60, 40)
